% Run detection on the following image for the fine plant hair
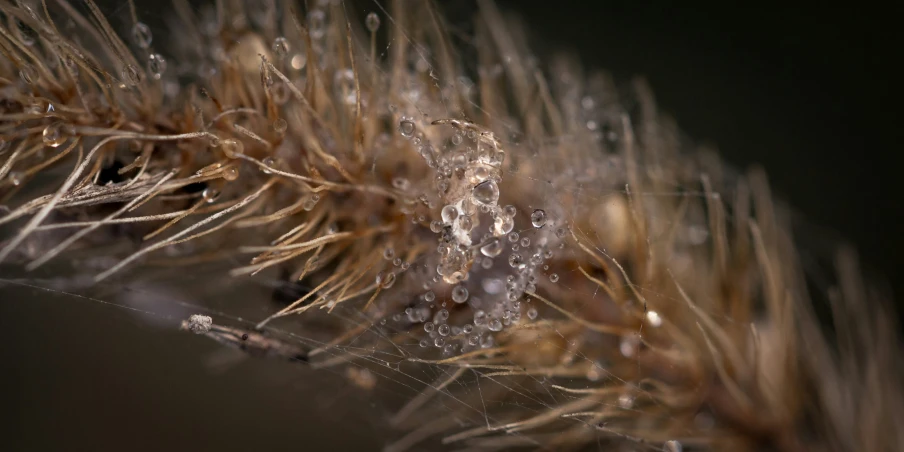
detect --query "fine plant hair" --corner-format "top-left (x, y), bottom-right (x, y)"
top-left (1, 1), bottom-right (902, 451)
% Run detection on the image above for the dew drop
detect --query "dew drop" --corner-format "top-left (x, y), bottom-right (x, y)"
top-left (365, 12), bottom-right (381, 32)
top-left (222, 139), bottom-right (244, 158)
top-left (646, 310), bottom-right (663, 327)
top-left (273, 118), bottom-right (288, 134)
top-left (508, 253), bottom-right (523, 268)
top-left (451, 285), bottom-right (469, 304)
top-left (132, 22), bottom-right (152, 49)
top-left (488, 319), bottom-right (503, 332)
top-left (419, 339), bottom-right (429, 348)
top-left (19, 65), bottom-right (38, 85)
top-left (549, 273), bottom-right (559, 283)
top-left (508, 232), bottom-right (519, 243)
top-left (8, 171), bottom-right (25, 186)
top-left (122, 64), bottom-right (141, 85)
top-left (618, 393), bottom-right (635, 409)
top-left (261, 156), bottom-right (279, 173)
top-left (376, 271), bottom-right (396, 289)
top-left (480, 238), bottom-right (503, 257)
top-left (663, 440), bottom-right (683, 452)
top-left (308, 10), bottom-right (327, 39)
top-left (530, 209), bottom-right (547, 227)
top-left (458, 215), bottom-right (472, 231)
top-left (423, 322), bottom-right (435, 333)
top-left (270, 82), bottom-right (290, 104)
top-left (392, 177), bottom-right (410, 190)
top-left (42, 123), bottom-right (65, 147)
top-left (383, 248), bottom-right (395, 260)
top-left (148, 53), bottom-right (166, 80)
top-left (424, 291), bottom-right (436, 302)
top-left (471, 180), bottom-right (499, 206)
top-left (398, 118), bottom-right (415, 137)
top-left (333, 69), bottom-right (357, 105)
top-left (437, 324), bottom-right (450, 336)
top-left (434, 337), bottom-right (445, 347)
top-left (555, 227), bottom-right (567, 238)
top-left (202, 188), bottom-right (220, 203)
top-left (223, 166), bottom-right (239, 181)
top-left (272, 37), bottom-right (290, 58)
top-left (441, 205), bottom-right (459, 224)
top-left (527, 307), bottom-right (538, 320)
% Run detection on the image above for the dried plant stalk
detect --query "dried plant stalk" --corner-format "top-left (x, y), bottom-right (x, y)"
top-left (0, 1), bottom-right (901, 451)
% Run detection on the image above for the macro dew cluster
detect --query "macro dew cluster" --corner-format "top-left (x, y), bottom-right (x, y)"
top-left (1, 1), bottom-right (902, 451)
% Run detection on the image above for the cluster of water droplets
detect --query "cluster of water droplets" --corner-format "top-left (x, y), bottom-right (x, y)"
top-left (386, 114), bottom-right (580, 355)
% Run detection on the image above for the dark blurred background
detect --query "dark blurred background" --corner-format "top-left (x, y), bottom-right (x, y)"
top-left (3, 1), bottom-right (901, 450)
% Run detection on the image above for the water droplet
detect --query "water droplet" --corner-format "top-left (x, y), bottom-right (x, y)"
top-left (392, 177), bottom-right (409, 190)
top-left (434, 337), bottom-right (445, 347)
top-left (8, 171), bottom-right (25, 186)
top-left (549, 273), bottom-right (559, 283)
top-left (646, 310), bottom-right (662, 327)
top-left (438, 324), bottom-right (450, 336)
top-left (618, 393), bottom-right (635, 409)
top-left (272, 37), bottom-right (290, 58)
top-left (424, 322), bottom-right (435, 333)
top-left (508, 232), bottom-right (519, 243)
top-left (527, 307), bottom-right (538, 320)
top-left (555, 227), bottom-right (567, 238)
top-left (222, 139), bottom-right (243, 158)
top-left (441, 205), bottom-right (459, 224)
top-left (291, 53), bottom-right (307, 70)
top-left (122, 64), bottom-right (141, 85)
top-left (502, 205), bottom-right (517, 217)
top-left (494, 215), bottom-right (514, 235)
top-left (480, 238), bottom-right (503, 257)
top-left (308, 10), bottom-right (327, 39)
top-left (424, 291), bottom-right (436, 302)
top-left (271, 82), bottom-right (291, 105)
top-left (223, 166), bottom-right (239, 181)
top-left (530, 209), bottom-right (547, 227)
top-left (620, 334), bottom-right (639, 358)
top-left (520, 237), bottom-right (530, 247)
top-left (14, 19), bottom-right (36, 46)
top-left (148, 53), bottom-right (166, 80)
top-left (19, 65), bottom-right (38, 85)
top-left (376, 271), bottom-right (396, 289)
top-left (202, 188), bottom-right (220, 203)
top-left (508, 253), bottom-right (523, 267)
top-left (458, 216), bottom-right (472, 231)
top-left (471, 180), bottom-right (499, 206)
top-left (132, 22), bottom-right (153, 49)
top-left (273, 118), bottom-right (288, 134)
top-left (333, 69), bottom-right (357, 105)
top-left (365, 12), bottom-right (381, 32)
top-left (419, 339), bottom-right (429, 348)
top-left (663, 440), bottom-right (683, 452)
top-left (398, 117), bottom-right (415, 137)
top-left (451, 285), bottom-right (469, 303)
top-left (383, 248), bottom-right (395, 260)
top-left (42, 123), bottom-right (65, 147)
top-left (261, 157), bottom-right (280, 174)
top-left (488, 319), bottom-right (503, 332)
